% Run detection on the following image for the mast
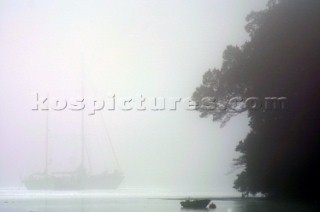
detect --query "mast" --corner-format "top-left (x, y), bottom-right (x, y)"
top-left (45, 105), bottom-right (49, 175)
top-left (80, 55), bottom-right (85, 172)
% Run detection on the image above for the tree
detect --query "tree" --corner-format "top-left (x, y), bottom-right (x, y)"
top-left (192, 0), bottom-right (320, 201)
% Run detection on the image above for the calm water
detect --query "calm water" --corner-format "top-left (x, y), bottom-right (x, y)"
top-left (0, 198), bottom-right (318, 212)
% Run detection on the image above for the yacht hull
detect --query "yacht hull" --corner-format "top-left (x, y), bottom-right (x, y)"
top-left (24, 173), bottom-right (124, 190)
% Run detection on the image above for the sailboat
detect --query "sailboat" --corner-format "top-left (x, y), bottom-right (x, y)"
top-left (23, 107), bottom-right (124, 190)
top-left (24, 62), bottom-right (124, 190)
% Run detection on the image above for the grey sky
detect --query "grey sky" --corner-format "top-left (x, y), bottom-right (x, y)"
top-left (0, 0), bottom-right (268, 196)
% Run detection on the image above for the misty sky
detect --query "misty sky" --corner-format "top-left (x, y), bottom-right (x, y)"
top-left (0, 0), bottom-right (268, 196)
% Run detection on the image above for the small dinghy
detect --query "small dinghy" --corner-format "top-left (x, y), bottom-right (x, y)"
top-left (180, 199), bottom-right (214, 209)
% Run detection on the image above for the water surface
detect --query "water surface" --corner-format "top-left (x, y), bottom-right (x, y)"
top-left (1, 197), bottom-right (318, 212)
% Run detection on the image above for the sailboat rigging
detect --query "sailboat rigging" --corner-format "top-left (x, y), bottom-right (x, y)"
top-left (23, 60), bottom-right (124, 190)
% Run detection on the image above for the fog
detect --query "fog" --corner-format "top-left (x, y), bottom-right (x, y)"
top-left (0, 0), bottom-right (268, 196)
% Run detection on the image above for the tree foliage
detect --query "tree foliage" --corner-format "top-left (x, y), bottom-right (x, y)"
top-left (192, 0), bottom-right (320, 200)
